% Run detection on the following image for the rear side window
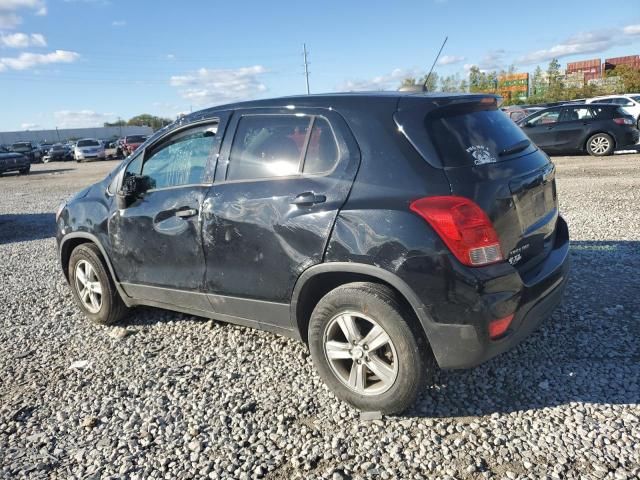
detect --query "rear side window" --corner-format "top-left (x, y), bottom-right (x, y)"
top-left (303, 117), bottom-right (339, 174)
top-left (426, 107), bottom-right (531, 167)
top-left (588, 106), bottom-right (612, 119)
top-left (560, 107), bottom-right (593, 122)
top-left (226, 114), bottom-right (339, 181)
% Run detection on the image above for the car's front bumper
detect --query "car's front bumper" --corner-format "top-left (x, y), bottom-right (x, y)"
top-left (423, 216), bottom-right (570, 369)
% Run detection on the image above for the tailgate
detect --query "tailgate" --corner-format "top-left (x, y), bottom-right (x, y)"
top-left (395, 96), bottom-right (559, 271)
top-left (446, 150), bottom-right (558, 272)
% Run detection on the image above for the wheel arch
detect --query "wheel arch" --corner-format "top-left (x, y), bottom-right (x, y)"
top-left (290, 262), bottom-right (435, 345)
top-left (59, 232), bottom-right (131, 304)
top-left (585, 131), bottom-right (616, 152)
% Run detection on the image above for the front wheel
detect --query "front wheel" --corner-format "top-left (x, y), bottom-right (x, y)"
top-left (308, 282), bottom-right (432, 414)
top-left (586, 133), bottom-right (614, 156)
top-left (68, 243), bottom-right (128, 325)
top-left (19, 166), bottom-right (30, 175)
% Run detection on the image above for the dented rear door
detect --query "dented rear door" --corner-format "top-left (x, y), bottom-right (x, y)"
top-left (200, 107), bottom-right (360, 329)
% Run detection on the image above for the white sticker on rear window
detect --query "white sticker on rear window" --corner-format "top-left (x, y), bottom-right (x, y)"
top-left (466, 145), bottom-right (496, 166)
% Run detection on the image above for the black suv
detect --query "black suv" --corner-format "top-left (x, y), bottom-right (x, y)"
top-left (56, 93), bottom-right (570, 413)
top-left (518, 103), bottom-right (639, 156)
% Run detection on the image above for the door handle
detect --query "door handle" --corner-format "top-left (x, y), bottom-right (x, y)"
top-left (175, 208), bottom-right (198, 218)
top-left (291, 192), bottom-right (326, 206)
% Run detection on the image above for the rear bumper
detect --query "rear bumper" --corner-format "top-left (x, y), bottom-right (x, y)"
top-left (623, 129), bottom-right (640, 148)
top-left (424, 216), bottom-right (570, 369)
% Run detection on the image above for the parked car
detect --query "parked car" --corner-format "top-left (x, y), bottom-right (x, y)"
top-left (56, 92), bottom-right (570, 413)
top-left (517, 103), bottom-right (639, 156)
top-left (0, 145), bottom-right (30, 175)
top-left (121, 135), bottom-right (147, 156)
top-left (43, 143), bottom-right (73, 162)
top-left (10, 141), bottom-right (41, 163)
top-left (586, 94), bottom-right (640, 128)
top-left (502, 106), bottom-right (529, 122)
top-left (74, 139), bottom-right (105, 162)
top-left (104, 141), bottom-right (121, 159)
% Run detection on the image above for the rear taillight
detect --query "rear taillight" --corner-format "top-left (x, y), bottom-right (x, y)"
top-left (613, 117), bottom-right (634, 126)
top-left (489, 314), bottom-right (514, 339)
top-left (410, 196), bottom-right (503, 267)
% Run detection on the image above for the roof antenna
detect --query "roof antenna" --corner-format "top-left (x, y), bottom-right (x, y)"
top-left (399, 36), bottom-right (448, 92)
top-left (423, 36), bottom-right (448, 91)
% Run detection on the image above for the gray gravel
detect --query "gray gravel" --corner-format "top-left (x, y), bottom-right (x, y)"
top-left (1, 157), bottom-right (639, 479)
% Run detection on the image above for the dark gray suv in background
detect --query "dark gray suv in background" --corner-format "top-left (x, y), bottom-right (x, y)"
top-left (56, 92), bottom-right (570, 413)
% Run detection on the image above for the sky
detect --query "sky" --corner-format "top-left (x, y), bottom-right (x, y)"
top-left (0, 0), bottom-right (639, 131)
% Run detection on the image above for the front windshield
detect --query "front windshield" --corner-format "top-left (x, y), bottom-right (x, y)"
top-left (12, 143), bottom-right (30, 151)
top-left (77, 140), bottom-right (100, 147)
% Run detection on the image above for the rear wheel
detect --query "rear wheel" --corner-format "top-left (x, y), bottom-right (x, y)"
top-left (586, 133), bottom-right (614, 156)
top-left (308, 282), bottom-right (432, 414)
top-left (19, 165), bottom-right (30, 175)
top-left (68, 244), bottom-right (128, 325)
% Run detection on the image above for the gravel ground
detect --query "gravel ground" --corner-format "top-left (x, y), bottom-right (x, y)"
top-left (0, 156), bottom-right (639, 480)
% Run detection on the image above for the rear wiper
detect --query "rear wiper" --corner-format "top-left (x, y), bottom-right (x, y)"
top-left (499, 139), bottom-right (531, 157)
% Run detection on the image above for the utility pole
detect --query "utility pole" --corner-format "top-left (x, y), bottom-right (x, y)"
top-left (303, 43), bottom-right (310, 95)
top-left (55, 127), bottom-right (60, 142)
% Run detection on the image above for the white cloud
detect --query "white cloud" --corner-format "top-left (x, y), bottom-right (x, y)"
top-left (338, 67), bottom-right (421, 91)
top-left (437, 54), bottom-right (465, 66)
top-left (0, 0), bottom-right (46, 29)
top-left (517, 24), bottom-right (640, 65)
top-left (21, 122), bottom-right (40, 129)
top-left (0, 32), bottom-right (46, 47)
top-left (623, 24), bottom-right (640, 36)
top-left (170, 65), bottom-right (268, 106)
top-left (0, 49), bottom-right (79, 71)
top-left (111, 19), bottom-right (125, 27)
top-left (167, 53), bottom-right (175, 60)
top-left (53, 110), bottom-right (116, 128)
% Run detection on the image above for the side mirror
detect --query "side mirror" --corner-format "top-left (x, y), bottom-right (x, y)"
top-left (116, 174), bottom-right (154, 209)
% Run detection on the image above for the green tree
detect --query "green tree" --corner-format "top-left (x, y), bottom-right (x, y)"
top-left (400, 77), bottom-right (418, 88)
top-left (103, 119), bottom-right (126, 127)
top-left (421, 72), bottom-right (440, 92)
top-left (468, 66), bottom-right (484, 92)
top-left (439, 74), bottom-right (462, 92)
top-left (127, 114), bottom-right (172, 131)
top-left (607, 64), bottom-right (640, 93)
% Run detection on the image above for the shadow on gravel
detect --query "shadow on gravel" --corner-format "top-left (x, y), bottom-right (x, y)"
top-left (409, 240), bottom-right (640, 419)
top-left (0, 168), bottom-right (73, 177)
top-left (0, 213), bottom-right (56, 245)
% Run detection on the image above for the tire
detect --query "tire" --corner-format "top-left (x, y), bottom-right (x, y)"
top-left (19, 166), bottom-right (30, 175)
top-left (308, 282), bottom-right (432, 414)
top-left (586, 133), bottom-right (615, 156)
top-left (68, 243), bottom-right (128, 325)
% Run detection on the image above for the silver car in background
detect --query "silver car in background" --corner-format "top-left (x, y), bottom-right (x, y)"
top-left (74, 138), bottom-right (105, 162)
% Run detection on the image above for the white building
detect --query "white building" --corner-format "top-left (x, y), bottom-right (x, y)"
top-left (0, 126), bottom-right (153, 145)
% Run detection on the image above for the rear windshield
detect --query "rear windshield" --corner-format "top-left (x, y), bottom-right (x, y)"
top-left (77, 139), bottom-right (100, 147)
top-left (427, 106), bottom-right (531, 167)
top-left (126, 135), bottom-right (146, 143)
top-left (12, 143), bottom-right (31, 151)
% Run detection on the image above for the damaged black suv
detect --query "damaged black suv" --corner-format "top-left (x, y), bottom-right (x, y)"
top-left (56, 93), bottom-right (570, 414)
